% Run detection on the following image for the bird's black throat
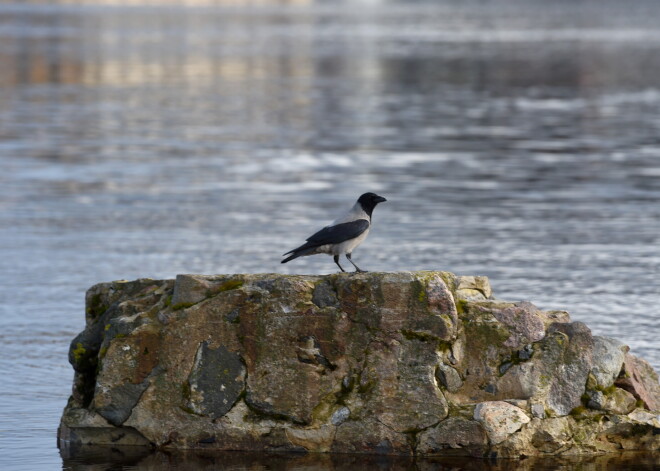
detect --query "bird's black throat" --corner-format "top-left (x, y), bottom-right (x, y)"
top-left (359, 201), bottom-right (377, 218)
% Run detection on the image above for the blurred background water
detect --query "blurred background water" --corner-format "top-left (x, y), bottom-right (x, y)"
top-left (1, 0), bottom-right (660, 469)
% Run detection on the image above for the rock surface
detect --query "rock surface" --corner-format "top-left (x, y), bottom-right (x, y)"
top-left (59, 272), bottom-right (660, 457)
top-left (615, 353), bottom-right (660, 411)
top-left (591, 336), bottom-right (629, 389)
top-left (474, 401), bottom-right (531, 445)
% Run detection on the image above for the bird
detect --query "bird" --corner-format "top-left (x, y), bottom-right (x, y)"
top-left (281, 192), bottom-right (387, 272)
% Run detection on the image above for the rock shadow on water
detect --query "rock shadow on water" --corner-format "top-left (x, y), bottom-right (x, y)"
top-left (59, 446), bottom-right (660, 471)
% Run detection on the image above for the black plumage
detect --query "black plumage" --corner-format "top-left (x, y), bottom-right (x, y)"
top-left (282, 219), bottom-right (370, 263)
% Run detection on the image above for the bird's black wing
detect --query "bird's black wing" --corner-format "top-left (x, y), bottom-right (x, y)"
top-left (282, 219), bottom-right (370, 259)
top-left (306, 219), bottom-right (370, 246)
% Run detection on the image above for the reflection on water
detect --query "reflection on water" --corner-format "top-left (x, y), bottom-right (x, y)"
top-left (1, 1), bottom-right (660, 470)
top-left (60, 447), bottom-right (660, 471)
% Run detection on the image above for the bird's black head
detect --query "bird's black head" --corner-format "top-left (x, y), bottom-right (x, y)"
top-left (357, 192), bottom-right (387, 217)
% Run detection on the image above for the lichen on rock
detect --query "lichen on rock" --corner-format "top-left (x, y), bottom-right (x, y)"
top-left (186, 341), bottom-right (246, 418)
top-left (59, 271), bottom-right (660, 457)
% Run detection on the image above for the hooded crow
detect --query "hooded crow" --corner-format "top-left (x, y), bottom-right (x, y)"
top-left (281, 192), bottom-right (387, 272)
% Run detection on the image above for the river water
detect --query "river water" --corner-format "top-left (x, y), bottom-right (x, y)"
top-left (1, 1), bottom-right (659, 469)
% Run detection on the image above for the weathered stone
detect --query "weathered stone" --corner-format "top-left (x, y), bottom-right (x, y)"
top-left (531, 403), bottom-right (545, 419)
top-left (587, 388), bottom-right (636, 415)
top-left (417, 417), bottom-right (488, 455)
top-left (504, 399), bottom-right (529, 411)
top-left (355, 337), bottom-right (449, 433)
top-left (187, 342), bottom-right (246, 418)
top-left (497, 409), bottom-right (660, 458)
top-left (474, 401), bottom-right (530, 445)
top-left (518, 344), bottom-right (534, 360)
top-left (311, 280), bottom-right (339, 308)
top-left (211, 400), bottom-right (299, 451)
top-left (455, 275), bottom-right (492, 301)
top-left (92, 325), bottom-right (162, 425)
top-left (545, 323), bottom-right (594, 416)
top-left (615, 353), bottom-right (660, 411)
top-left (58, 418), bottom-right (151, 448)
top-left (69, 279), bottom-right (172, 408)
top-left (591, 336), bottom-right (628, 389)
top-left (436, 363), bottom-right (463, 393)
top-left (330, 407), bottom-right (350, 425)
top-left (59, 271), bottom-right (660, 458)
top-left (538, 310), bottom-right (571, 328)
top-left (450, 300), bottom-right (570, 406)
top-left (529, 417), bottom-right (573, 453)
top-left (171, 274), bottom-right (214, 308)
top-left (527, 419), bottom-right (588, 456)
top-left (628, 409), bottom-right (660, 427)
top-left (170, 274), bottom-right (247, 309)
top-left (285, 425), bottom-right (336, 452)
top-left (94, 380), bottom-right (151, 426)
top-left (450, 302), bottom-right (515, 403)
top-left (370, 271), bottom-right (459, 342)
top-left (490, 301), bottom-right (546, 349)
top-left (594, 416), bottom-right (660, 451)
top-left (498, 322), bottom-right (594, 416)
top-left (424, 274), bottom-right (459, 335)
top-left (587, 390), bottom-right (606, 410)
top-left (237, 277), bottom-right (353, 425)
top-left (331, 418), bottom-right (412, 454)
top-left (602, 388), bottom-right (637, 415)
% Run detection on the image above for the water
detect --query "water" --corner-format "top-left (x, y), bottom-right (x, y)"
top-left (59, 448), bottom-right (660, 470)
top-left (1, 1), bottom-right (660, 469)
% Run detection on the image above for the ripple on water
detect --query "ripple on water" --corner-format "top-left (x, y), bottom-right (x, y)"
top-left (1, 1), bottom-right (660, 470)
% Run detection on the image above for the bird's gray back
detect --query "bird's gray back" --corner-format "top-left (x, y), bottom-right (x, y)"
top-left (332, 202), bottom-right (370, 225)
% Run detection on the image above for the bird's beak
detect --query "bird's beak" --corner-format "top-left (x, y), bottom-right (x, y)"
top-left (376, 196), bottom-right (387, 203)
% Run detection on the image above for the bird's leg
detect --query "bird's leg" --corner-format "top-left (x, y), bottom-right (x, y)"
top-left (334, 255), bottom-right (346, 272)
top-left (346, 253), bottom-right (366, 273)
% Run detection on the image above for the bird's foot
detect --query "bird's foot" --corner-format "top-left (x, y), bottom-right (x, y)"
top-left (354, 269), bottom-right (368, 273)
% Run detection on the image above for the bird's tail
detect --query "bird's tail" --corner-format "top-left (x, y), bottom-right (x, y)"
top-left (281, 245), bottom-right (316, 264)
top-left (281, 253), bottom-right (300, 264)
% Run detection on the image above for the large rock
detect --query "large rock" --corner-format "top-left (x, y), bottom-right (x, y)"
top-left (492, 321), bottom-right (595, 417)
top-left (590, 336), bottom-right (628, 389)
top-left (615, 353), bottom-right (660, 411)
top-left (474, 401), bottom-right (530, 445)
top-left (59, 271), bottom-right (660, 458)
top-left (417, 417), bottom-right (488, 456)
top-left (587, 388), bottom-right (637, 415)
top-left (545, 322), bottom-right (595, 416)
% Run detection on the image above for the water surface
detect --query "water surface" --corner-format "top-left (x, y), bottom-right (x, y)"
top-left (60, 447), bottom-right (660, 470)
top-left (1, 1), bottom-right (660, 469)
